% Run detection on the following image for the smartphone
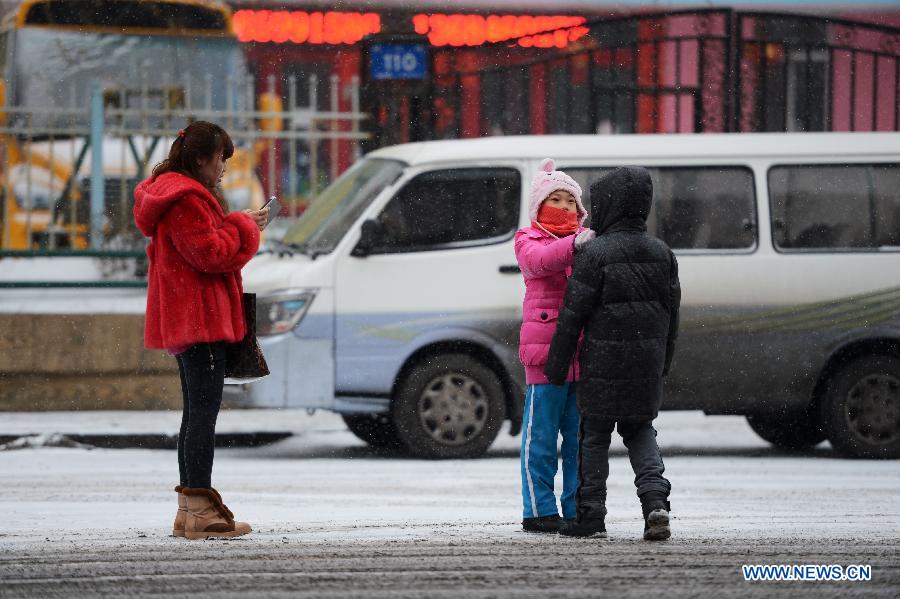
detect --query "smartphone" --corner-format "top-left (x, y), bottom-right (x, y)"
top-left (262, 196), bottom-right (281, 228)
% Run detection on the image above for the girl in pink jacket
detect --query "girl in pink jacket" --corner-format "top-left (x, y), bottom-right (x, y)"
top-left (515, 158), bottom-right (594, 533)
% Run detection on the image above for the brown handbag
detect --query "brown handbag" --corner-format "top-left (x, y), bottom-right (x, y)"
top-left (224, 292), bottom-right (270, 383)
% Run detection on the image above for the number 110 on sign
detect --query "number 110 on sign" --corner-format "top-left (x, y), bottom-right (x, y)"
top-left (385, 53), bottom-right (417, 72)
top-left (370, 44), bottom-right (426, 80)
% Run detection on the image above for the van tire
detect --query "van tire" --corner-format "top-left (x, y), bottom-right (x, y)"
top-left (821, 355), bottom-right (900, 459)
top-left (392, 354), bottom-right (506, 459)
top-left (745, 412), bottom-right (826, 449)
top-left (341, 414), bottom-right (404, 449)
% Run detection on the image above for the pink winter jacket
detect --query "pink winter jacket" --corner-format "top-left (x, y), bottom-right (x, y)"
top-left (515, 225), bottom-right (585, 385)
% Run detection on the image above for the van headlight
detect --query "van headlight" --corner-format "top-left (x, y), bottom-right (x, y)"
top-left (257, 290), bottom-right (316, 336)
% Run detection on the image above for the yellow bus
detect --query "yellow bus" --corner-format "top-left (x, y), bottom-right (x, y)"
top-left (0, 0), bottom-right (265, 249)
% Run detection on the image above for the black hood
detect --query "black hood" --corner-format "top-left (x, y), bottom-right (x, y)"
top-left (589, 166), bottom-right (653, 235)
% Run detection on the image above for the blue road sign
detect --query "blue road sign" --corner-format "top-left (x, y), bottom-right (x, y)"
top-left (369, 44), bottom-right (427, 80)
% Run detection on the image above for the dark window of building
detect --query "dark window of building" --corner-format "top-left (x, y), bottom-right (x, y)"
top-left (785, 48), bottom-right (828, 132)
top-left (481, 66), bottom-right (529, 136)
top-left (567, 166), bottom-right (757, 250)
top-left (547, 59), bottom-right (570, 134)
top-left (769, 163), bottom-right (900, 250)
top-left (547, 56), bottom-right (593, 134)
top-left (751, 17), bottom-right (829, 132)
top-left (374, 168), bottom-right (520, 252)
top-left (590, 47), bottom-right (637, 134)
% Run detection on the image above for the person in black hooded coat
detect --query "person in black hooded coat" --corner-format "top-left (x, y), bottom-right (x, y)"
top-left (544, 166), bottom-right (681, 540)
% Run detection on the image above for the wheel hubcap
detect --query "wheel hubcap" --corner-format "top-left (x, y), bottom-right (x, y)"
top-left (418, 373), bottom-right (489, 446)
top-left (845, 373), bottom-right (900, 445)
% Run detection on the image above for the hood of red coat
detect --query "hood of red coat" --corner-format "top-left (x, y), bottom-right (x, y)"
top-left (133, 172), bottom-right (222, 237)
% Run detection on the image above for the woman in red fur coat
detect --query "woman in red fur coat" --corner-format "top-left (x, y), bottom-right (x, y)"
top-left (134, 121), bottom-right (266, 540)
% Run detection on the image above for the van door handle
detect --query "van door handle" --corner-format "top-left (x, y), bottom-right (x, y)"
top-left (499, 265), bottom-right (521, 274)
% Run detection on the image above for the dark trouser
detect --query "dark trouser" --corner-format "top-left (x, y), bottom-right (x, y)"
top-left (176, 342), bottom-right (227, 489)
top-left (577, 416), bottom-right (671, 516)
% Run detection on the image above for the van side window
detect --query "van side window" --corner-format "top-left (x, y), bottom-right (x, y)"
top-left (769, 164), bottom-right (900, 250)
top-left (373, 168), bottom-right (521, 252)
top-left (568, 166), bottom-right (757, 250)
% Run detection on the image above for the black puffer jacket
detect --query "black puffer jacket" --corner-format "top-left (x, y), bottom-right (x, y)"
top-left (544, 166), bottom-right (680, 420)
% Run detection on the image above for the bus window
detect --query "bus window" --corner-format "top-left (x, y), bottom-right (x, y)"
top-left (13, 30), bottom-right (248, 129)
top-left (22, 0), bottom-right (227, 31)
top-left (0, 29), bottom-right (8, 115)
top-left (0, 29), bottom-right (8, 77)
top-left (568, 166), bottom-right (757, 250)
top-left (769, 163), bottom-right (900, 251)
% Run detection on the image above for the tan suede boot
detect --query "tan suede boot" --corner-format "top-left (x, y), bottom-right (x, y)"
top-left (208, 487), bottom-right (234, 520)
top-left (173, 485), bottom-right (187, 537)
top-left (182, 487), bottom-right (252, 540)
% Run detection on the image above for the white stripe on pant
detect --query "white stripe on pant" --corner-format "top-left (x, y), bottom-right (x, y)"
top-left (523, 384), bottom-right (539, 518)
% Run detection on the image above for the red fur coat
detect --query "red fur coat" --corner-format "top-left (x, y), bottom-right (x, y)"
top-left (133, 172), bottom-right (260, 351)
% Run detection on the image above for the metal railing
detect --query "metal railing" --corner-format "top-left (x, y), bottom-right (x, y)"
top-left (0, 73), bottom-right (368, 287)
top-left (736, 12), bottom-right (900, 132)
top-left (438, 9), bottom-right (900, 137)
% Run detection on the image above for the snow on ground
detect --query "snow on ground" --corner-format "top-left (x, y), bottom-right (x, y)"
top-left (0, 257), bottom-right (147, 313)
top-left (0, 408), bottom-right (772, 450)
top-left (0, 287), bottom-right (147, 314)
top-left (0, 257), bottom-right (104, 281)
top-left (1, 409), bottom-right (898, 552)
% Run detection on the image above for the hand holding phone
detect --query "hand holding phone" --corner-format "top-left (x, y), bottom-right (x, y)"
top-left (262, 196), bottom-right (282, 229)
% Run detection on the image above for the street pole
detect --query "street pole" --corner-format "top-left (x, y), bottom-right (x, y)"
top-left (90, 85), bottom-right (105, 249)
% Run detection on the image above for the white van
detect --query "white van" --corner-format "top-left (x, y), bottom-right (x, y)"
top-left (230, 132), bottom-right (900, 459)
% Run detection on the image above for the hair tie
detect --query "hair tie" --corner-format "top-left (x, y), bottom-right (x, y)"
top-left (177, 129), bottom-right (186, 139)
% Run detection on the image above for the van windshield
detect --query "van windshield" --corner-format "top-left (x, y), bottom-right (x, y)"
top-left (281, 158), bottom-right (405, 255)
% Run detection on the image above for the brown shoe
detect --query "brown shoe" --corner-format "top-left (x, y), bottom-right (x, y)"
top-left (208, 487), bottom-right (235, 520)
top-left (181, 487), bottom-right (252, 540)
top-left (173, 485), bottom-right (187, 537)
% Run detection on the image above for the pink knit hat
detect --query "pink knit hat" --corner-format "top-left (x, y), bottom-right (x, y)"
top-left (528, 158), bottom-right (587, 225)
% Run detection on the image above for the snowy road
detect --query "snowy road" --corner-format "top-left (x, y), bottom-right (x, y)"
top-left (1, 410), bottom-right (899, 597)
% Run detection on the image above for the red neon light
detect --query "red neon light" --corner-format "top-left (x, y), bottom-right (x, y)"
top-left (232, 10), bottom-right (587, 48)
top-left (233, 10), bottom-right (381, 44)
top-left (413, 14), bottom-right (589, 48)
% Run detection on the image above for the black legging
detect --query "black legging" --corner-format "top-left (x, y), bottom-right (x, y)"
top-left (176, 342), bottom-right (227, 489)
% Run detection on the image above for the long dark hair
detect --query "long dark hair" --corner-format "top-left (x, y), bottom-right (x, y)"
top-left (152, 121), bottom-right (234, 212)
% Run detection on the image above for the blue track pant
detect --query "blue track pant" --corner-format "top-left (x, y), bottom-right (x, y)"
top-left (520, 382), bottom-right (580, 520)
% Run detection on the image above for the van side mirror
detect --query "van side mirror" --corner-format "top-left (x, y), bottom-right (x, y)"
top-left (352, 219), bottom-right (384, 257)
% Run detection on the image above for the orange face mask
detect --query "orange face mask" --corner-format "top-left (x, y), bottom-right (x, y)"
top-left (535, 204), bottom-right (579, 237)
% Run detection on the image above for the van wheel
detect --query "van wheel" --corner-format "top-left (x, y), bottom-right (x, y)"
top-left (341, 414), bottom-right (403, 449)
top-left (392, 354), bottom-right (506, 459)
top-left (746, 412), bottom-right (826, 449)
top-left (822, 355), bottom-right (900, 459)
